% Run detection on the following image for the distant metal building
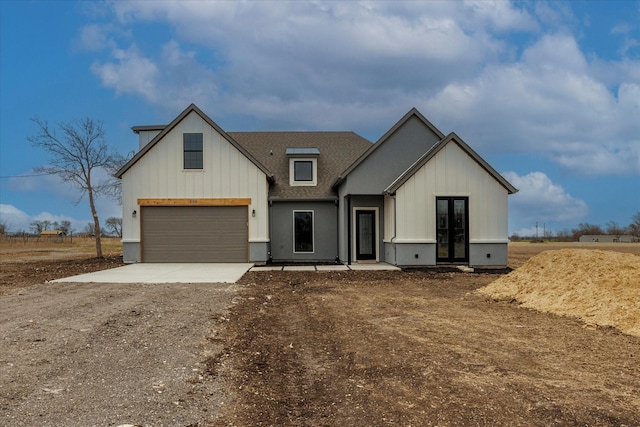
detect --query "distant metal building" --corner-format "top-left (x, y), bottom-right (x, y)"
top-left (579, 234), bottom-right (637, 243)
top-left (40, 230), bottom-right (65, 236)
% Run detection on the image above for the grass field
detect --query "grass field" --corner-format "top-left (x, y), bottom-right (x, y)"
top-left (0, 236), bottom-right (123, 261)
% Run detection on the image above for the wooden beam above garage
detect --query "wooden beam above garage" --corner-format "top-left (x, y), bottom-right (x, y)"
top-left (137, 198), bottom-right (252, 207)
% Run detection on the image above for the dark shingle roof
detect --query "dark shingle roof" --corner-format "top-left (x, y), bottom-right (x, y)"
top-left (229, 132), bottom-right (372, 199)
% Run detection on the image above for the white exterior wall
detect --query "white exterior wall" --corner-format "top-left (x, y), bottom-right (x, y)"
top-left (394, 142), bottom-right (508, 243)
top-left (121, 111), bottom-right (270, 246)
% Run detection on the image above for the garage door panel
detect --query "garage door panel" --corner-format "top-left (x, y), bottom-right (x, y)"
top-left (142, 206), bottom-right (248, 263)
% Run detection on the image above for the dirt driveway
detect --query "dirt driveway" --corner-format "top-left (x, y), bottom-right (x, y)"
top-left (0, 280), bottom-right (240, 427)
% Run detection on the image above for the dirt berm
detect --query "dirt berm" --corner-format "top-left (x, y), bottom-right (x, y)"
top-left (479, 248), bottom-right (640, 336)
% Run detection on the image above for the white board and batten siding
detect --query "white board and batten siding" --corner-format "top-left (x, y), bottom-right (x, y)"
top-left (393, 141), bottom-right (508, 243)
top-left (121, 111), bottom-right (270, 246)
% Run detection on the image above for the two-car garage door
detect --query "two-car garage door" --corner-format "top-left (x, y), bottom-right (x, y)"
top-left (141, 206), bottom-right (248, 262)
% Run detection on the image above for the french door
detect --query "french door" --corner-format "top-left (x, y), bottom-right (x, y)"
top-left (436, 197), bottom-right (469, 263)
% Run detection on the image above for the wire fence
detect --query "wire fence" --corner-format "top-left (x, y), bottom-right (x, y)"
top-left (0, 234), bottom-right (96, 245)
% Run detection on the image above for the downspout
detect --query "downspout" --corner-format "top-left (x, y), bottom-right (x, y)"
top-left (335, 198), bottom-right (340, 264)
top-left (267, 199), bottom-right (273, 264)
top-left (347, 194), bottom-right (352, 265)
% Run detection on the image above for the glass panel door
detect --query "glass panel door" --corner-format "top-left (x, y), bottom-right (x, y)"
top-left (356, 210), bottom-right (376, 260)
top-left (436, 199), bottom-right (449, 260)
top-left (453, 199), bottom-right (466, 260)
top-left (436, 197), bottom-right (468, 262)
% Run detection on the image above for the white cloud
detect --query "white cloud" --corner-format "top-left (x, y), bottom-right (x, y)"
top-left (74, 23), bottom-right (116, 52)
top-left (90, 40), bottom-right (218, 110)
top-left (425, 34), bottom-right (640, 176)
top-left (0, 204), bottom-right (87, 234)
top-left (83, 1), bottom-right (640, 176)
top-left (89, 1), bottom-right (517, 109)
top-left (91, 44), bottom-right (159, 103)
top-left (0, 204), bottom-right (30, 232)
top-left (463, 0), bottom-right (538, 32)
top-left (503, 171), bottom-right (588, 232)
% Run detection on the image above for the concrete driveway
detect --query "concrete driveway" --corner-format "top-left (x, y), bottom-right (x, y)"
top-left (51, 263), bottom-right (253, 284)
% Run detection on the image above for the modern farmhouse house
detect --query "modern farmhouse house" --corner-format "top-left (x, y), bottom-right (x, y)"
top-left (116, 104), bottom-right (517, 267)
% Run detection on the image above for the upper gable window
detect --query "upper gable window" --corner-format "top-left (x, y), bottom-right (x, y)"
top-left (286, 147), bottom-right (319, 187)
top-left (294, 160), bottom-right (313, 181)
top-left (289, 158), bottom-right (317, 186)
top-left (183, 133), bottom-right (203, 169)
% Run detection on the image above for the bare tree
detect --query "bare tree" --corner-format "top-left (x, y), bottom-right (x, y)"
top-left (28, 117), bottom-right (117, 258)
top-left (571, 223), bottom-right (604, 241)
top-left (103, 151), bottom-right (133, 205)
top-left (629, 211), bottom-right (640, 238)
top-left (58, 220), bottom-right (72, 235)
top-left (105, 217), bottom-right (123, 238)
top-left (605, 221), bottom-right (627, 236)
top-left (84, 222), bottom-right (96, 237)
top-left (30, 220), bottom-right (51, 234)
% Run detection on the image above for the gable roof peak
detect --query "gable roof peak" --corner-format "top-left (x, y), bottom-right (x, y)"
top-left (332, 107), bottom-right (445, 188)
top-left (384, 107), bottom-right (445, 143)
top-left (115, 103), bottom-right (273, 180)
top-left (385, 131), bottom-right (518, 195)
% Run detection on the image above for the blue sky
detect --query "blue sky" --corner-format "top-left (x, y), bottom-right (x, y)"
top-left (1, 0), bottom-right (639, 236)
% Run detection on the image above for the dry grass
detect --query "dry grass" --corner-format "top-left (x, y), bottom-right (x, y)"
top-left (0, 237), bottom-right (122, 262)
top-left (482, 246), bottom-right (640, 337)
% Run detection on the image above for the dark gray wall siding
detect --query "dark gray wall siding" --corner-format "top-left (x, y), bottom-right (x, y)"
top-left (340, 116), bottom-right (441, 195)
top-left (270, 201), bottom-right (338, 262)
top-left (338, 195), bottom-right (384, 263)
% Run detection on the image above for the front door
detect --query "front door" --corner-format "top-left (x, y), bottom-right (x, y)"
top-left (356, 210), bottom-right (376, 260)
top-left (436, 197), bottom-right (469, 263)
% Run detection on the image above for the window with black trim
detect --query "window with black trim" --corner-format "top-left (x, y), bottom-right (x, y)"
top-left (183, 133), bottom-right (203, 169)
top-left (294, 160), bottom-right (313, 181)
top-left (289, 158), bottom-right (317, 186)
top-left (294, 211), bottom-right (314, 253)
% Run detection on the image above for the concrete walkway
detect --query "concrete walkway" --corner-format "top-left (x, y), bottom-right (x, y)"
top-left (250, 263), bottom-right (400, 272)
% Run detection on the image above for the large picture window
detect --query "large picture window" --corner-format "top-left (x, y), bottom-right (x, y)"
top-left (183, 133), bottom-right (203, 169)
top-left (293, 211), bottom-right (314, 253)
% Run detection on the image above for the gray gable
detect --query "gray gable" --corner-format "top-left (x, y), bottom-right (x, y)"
top-left (333, 108), bottom-right (445, 195)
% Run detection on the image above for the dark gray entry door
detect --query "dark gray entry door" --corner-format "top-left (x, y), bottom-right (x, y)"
top-left (356, 210), bottom-right (376, 260)
top-left (436, 197), bottom-right (469, 263)
top-left (141, 206), bottom-right (248, 263)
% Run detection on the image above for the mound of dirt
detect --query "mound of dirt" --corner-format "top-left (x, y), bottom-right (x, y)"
top-left (478, 249), bottom-right (640, 337)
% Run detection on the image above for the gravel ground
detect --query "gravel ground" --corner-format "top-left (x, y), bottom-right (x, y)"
top-left (0, 280), bottom-right (241, 427)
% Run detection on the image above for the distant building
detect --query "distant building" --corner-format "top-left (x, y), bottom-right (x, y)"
top-left (579, 234), bottom-right (637, 243)
top-left (40, 230), bottom-right (65, 237)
